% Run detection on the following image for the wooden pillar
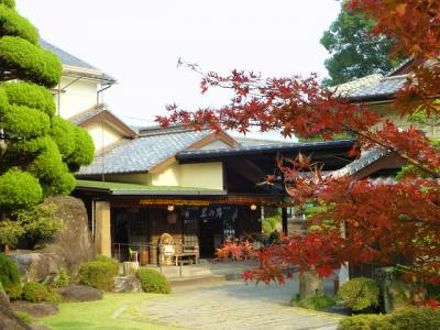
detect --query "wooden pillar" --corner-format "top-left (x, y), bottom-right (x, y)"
top-left (282, 207), bottom-right (288, 235)
top-left (95, 201), bottom-right (111, 257)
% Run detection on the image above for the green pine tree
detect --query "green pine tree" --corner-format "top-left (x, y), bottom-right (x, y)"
top-left (0, 0), bottom-right (94, 213)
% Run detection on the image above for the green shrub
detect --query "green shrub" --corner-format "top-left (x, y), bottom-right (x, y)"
top-left (338, 314), bottom-right (394, 330)
top-left (22, 282), bottom-right (47, 303)
top-left (95, 255), bottom-right (119, 267)
top-left (0, 36), bottom-right (62, 88)
top-left (22, 281), bottom-right (61, 304)
top-left (388, 308), bottom-right (440, 330)
top-left (337, 277), bottom-right (380, 312)
top-left (2, 81), bottom-right (56, 117)
top-left (0, 169), bottom-right (42, 211)
top-left (136, 269), bottom-right (171, 294)
top-left (0, 253), bottom-right (22, 299)
top-left (292, 294), bottom-right (336, 310)
top-left (14, 311), bottom-right (32, 324)
top-left (53, 269), bottom-right (69, 288)
top-left (78, 261), bottom-right (118, 291)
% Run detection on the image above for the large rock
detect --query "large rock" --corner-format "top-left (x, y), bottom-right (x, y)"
top-left (58, 285), bottom-right (102, 302)
top-left (11, 301), bottom-right (58, 318)
top-left (0, 304), bottom-right (31, 330)
top-left (41, 197), bottom-right (95, 275)
top-left (10, 251), bottom-right (62, 283)
top-left (113, 276), bottom-right (142, 293)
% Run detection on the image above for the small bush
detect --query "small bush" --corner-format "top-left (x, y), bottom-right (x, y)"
top-left (22, 281), bottom-right (61, 304)
top-left (0, 253), bottom-right (22, 299)
top-left (95, 255), bottom-right (119, 269)
top-left (136, 269), bottom-right (171, 294)
top-left (338, 314), bottom-right (394, 330)
top-left (14, 311), bottom-right (32, 324)
top-left (78, 260), bottom-right (118, 291)
top-left (337, 277), bottom-right (380, 312)
top-left (53, 269), bottom-right (69, 288)
top-left (22, 282), bottom-right (47, 303)
top-left (292, 294), bottom-right (336, 310)
top-left (388, 307), bottom-right (440, 329)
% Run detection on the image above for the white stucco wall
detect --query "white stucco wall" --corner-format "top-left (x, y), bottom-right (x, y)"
top-left (56, 77), bottom-right (98, 119)
top-left (179, 162), bottom-right (223, 189)
top-left (85, 122), bottom-right (124, 152)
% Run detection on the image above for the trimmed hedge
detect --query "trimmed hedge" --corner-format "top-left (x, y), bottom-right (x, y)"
top-left (2, 104), bottom-right (51, 138)
top-left (22, 281), bottom-right (61, 303)
top-left (78, 256), bottom-right (119, 291)
top-left (337, 277), bottom-right (380, 312)
top-left (0, 169), bottom-right (42, 211)
top-left (338, 308), bottom-right (440, 330)
top-left (388, 308), bottom-right (440, 329)
top-left (0, 253), bottom-right (21, 299)
top-left (2, 81), bottom-right (56, 117)
top-left (0, 36), bottom-right (61, 88)
top-left (0, 5), bottom-right (39, 44)
top-left (338, 314), bottom-right (393, 330)
top-left (136, 269), bottom-right (171, 294)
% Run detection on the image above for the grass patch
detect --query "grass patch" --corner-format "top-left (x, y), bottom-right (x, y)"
top-left (37, 293), bottom-right (177, 329)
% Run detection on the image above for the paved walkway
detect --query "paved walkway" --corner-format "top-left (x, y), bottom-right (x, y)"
top-left (129, 279), bottom-right (342, 329)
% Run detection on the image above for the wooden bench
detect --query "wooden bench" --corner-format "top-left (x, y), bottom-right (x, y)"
top-left (174, 252), bottom-right (198, 266)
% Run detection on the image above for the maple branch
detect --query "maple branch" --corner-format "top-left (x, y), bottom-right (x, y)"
top-left (350, 128), bottom-right (440, 178)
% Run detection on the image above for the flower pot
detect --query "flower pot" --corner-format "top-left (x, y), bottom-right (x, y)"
top-left (139, 249), bottom-right (149, 265)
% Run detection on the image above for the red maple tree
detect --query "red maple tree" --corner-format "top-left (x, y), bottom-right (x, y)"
top-left (157, 0), bottom-right (440, 288)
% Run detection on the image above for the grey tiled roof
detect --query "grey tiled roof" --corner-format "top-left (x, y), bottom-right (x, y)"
top-left (40, 39), bottom-right (115, 82)
top-left (331, 148), bottom-right (389, 178)
top-left (332, 74), bottom-right (383, 98)
top-left (68, 107), bottom-right (102, 125)
top-left (347, 75), bottom-right (407, 101)
top-left (235, 137), bottom-right (294, 146)
top-left (78, 129), bottom-right (213, 176)
top-left (40, 39), bottom-right (96, 69)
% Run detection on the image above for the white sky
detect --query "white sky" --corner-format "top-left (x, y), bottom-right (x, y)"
top-left (16, 0), bottom-right (340, 138)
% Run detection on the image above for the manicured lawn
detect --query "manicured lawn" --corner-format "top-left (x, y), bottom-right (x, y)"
top-left (37, 293), bottom-right (177, 330)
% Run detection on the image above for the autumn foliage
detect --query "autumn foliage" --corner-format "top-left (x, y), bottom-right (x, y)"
top-left (157, 0), bottom-right (440, 290)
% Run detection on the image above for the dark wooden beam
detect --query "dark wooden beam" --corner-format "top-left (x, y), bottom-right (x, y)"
top-left (282, 207), bottom-right (288, 235)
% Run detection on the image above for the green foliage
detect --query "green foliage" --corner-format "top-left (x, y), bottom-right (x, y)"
top-left (0, 203), bottom-right (61, 249)
top-left (50, 116), bottom-right (76, 158)
top-left (320, 2), bottom-right (402, 86)
top-left (337, 277), bottom-right (380, 312)
top-left (22, 281), bottom-right (61, 303)
top-left (136, 269), bottom-right (171, 294)
top-left (388, 307), bottom-right (440, 329)
top-left (292, 294), bottom-right (336, 311)
top-left (338, 314), bottom-right (394, 330)
top-left (0, 5), bottom-right (92, 215)
top-left (0, 5), bottom-right (38, 45)
top-left (0, 0), bottom-right (15, 9)
top-left (14, 311), bottom-right (32, 324)
top-left (0, 219), bottom-right (24, 247)
top-left (15, 203), bottom-right (62, 248)
top-left (2, 104), bottom-right (50, 139)
top-left (262, 215), bottom-right (280, 235)
top-left (0, 253), bottom-right (22, 299)
top-left (79, 259), bottom-right (118, 291)
top-left (94, 255), bottom-right (119, 269)
top-left (65, 126), bottom-right (95, 172)
top-left (22, 281), bottom-right (48, 303)
top-left (0, 36), bottom-right (61, 88)
top-left (1, 81), bottom-right (56, 117)
top-left (53, 269), bottom-right (69, 288)
top-left (0, 169), bottom-right (42, 211)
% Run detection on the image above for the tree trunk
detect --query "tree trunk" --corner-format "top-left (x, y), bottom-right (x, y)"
top-left (299, 272), bottom-right (323, 298)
